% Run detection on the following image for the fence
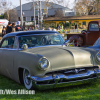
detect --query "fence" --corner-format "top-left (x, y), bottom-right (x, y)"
top-left (69, 29), bottom-right (83, 34)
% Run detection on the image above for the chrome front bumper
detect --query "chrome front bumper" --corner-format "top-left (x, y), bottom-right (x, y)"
top-left (29, 69), bottom-right (100, 90)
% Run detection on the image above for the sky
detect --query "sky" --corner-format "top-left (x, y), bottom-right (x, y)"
top-left (9, 0), bottom-right (75, 9)
top-left (9, 0), bottom-right (31, 7)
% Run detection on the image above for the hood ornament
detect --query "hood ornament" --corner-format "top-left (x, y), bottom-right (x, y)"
top-left (21, 44), bottom-right (28, 50)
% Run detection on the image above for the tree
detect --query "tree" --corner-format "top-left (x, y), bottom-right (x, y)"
top-left (26, 0), bottom-right (70, 29)
top-left (93, 0), bottom-right (100, 15)
top-left (4, 9), bottom-right (18, 22)
top-left (0, 0), bottom-right (12, 16)
top-left (0, 0), bottom-right (18, 21)
top-left (44, 0), bottom-right (70, 17)
top-left (55, 8), bottom-right (64, 17)
top-left (0, 15), bottom-right (4, 19)
top-left (74, 0), bottom-right (100, 16)
top-left (27, 0), bottom-right (70, 15)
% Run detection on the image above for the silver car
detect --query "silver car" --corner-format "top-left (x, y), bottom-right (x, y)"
top-left (0, 30), bottom-right (100, 90)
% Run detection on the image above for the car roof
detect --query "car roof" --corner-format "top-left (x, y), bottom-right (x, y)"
top-left (3, 30), bottom-right (60, 38)
top-left (89, 20), bottom-right (100, 24)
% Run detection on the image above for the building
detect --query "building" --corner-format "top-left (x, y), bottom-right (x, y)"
top-left (43, 15), bottom-right (100, 29)
top-left (15, 1), bottom-right (75, 22)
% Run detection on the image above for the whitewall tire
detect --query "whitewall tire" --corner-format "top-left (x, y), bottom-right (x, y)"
top-left (23, 69), bottom-right (33, 90)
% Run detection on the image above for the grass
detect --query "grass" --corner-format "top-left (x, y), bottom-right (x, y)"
top-left (0, 75), bottom-right (100, 100)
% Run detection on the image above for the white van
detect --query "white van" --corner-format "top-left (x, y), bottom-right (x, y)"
top-left (0, 19), bottom-right (9, 35)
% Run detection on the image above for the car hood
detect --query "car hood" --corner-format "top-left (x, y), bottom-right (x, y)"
top-left (24, 46), bottom-right (93, 71)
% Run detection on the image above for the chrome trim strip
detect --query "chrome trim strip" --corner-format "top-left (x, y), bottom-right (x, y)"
top-left (19, 45), bottom-right (63, 50)
top-left (0, 48), bottom-right (18, 50)
top-left (33, 78), bottom-right (96, 90)
top-left (64, 68), bottom-right (85, 74)
top-left (30, 69), bottom-right (100, 90)
top-left (18, 33), bottom-right (59, 37)
top-left (31, 70), bottom-right (97, 82)
top-left (16, 36), bottom-right (19, 50)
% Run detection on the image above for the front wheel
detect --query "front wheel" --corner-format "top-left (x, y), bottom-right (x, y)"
top-left (23, 69), bottom-right (33, 90)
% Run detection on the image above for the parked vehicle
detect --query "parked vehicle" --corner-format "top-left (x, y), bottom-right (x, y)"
top-left (0, 19), bottom-right (9, 35)
top-left (67, 21), bottom-right (100, 46)
top-left (0, 19), bottom-right (9, 27)
top-left (88, 37), bottom-right (100, 50)
top-left (0, 30), bottom-right (100, 90)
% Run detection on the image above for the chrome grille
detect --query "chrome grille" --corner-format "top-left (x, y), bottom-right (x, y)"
top-left (45, 66), bottom-right (99, 76)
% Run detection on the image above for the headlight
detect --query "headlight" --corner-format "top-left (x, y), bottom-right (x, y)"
top-left (39, 58), bottom-right (50, 70)
top-left (97, 52), bottom-right (100, 62)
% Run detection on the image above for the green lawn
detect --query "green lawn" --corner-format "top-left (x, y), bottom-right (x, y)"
top-left (0, 75), bottom-right (100, 100)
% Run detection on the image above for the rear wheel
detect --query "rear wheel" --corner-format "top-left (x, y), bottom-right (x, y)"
top-left (23, 69), bottom-right (33, 90)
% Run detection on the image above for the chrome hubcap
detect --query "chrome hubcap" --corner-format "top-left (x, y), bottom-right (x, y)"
top-left (24, 70), bottom-right (31, 85)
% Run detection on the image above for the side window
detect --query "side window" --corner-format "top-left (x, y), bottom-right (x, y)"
top-left (89, 23), bottom-right (99, 31)
top-left (1, 37), bottom-right (15, 48)
top-left (82, 21), bottom-right (86, 25)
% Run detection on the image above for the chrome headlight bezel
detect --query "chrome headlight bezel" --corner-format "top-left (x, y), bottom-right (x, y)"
top-left (38, 57), bottom-right (50, 70)
top-left (96, 52), bottom-right (100, 62)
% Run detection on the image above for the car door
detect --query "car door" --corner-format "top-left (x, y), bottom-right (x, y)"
top-left (0, 48), bottom-right (3, 75)
top-left (0, 37), bottom-right (16, 79)
top-left (86, 22), bottom-right (100, 45)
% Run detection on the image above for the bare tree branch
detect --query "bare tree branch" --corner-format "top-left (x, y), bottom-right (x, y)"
top-left (0, 0), bottom-right (18, 21)
top-left (74, 0), bottom-right (100, 16)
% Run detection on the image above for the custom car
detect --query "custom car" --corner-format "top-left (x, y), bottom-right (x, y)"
top-left (0, 30), bottom-right (100, 90)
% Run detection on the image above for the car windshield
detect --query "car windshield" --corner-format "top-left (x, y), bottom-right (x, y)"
top-left (18, 34), bottom-right (64, 48)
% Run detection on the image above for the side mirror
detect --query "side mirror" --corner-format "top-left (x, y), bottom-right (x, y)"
top-left (21, 44), bottom-right (28, 50)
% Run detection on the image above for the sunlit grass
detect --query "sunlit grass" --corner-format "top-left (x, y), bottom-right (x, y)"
top-left (0, 75), bottom-right (100, 100)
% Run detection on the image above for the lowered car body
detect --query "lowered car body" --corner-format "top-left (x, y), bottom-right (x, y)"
top-left (0, 30), bottom-right (100, 90)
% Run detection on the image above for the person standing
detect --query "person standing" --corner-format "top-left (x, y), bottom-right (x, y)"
top-left (52, 28), bottom-right (56, 31)
top-left (6, 22), bottom-right (12, 34)
top-left (75, 23), bottom-right (77, 29)
top-left (2, 26), bottom-right (6, 37)
top-left (15, 21), bottom-right (24, 31)
top-left (42, 27), bottom-right (45, 30)
top-left (64, 28), bottom-right (67, 40)
top-left (58, 24), bottom-right (61, 30)
top-left (36, 24), bottom-right (39, 29)
top-left (29, 27), bottom-right (32, 30)
top-left (47, 27), bottom-right (51, 30)
top-left (32, 27), bottom-right (34, 30)
top-left (24, 27), bottom-right (28, 31)
top-left (12, 22), bottom-right (16, 32)
top-left (61, 24), bottom-right (64, 32)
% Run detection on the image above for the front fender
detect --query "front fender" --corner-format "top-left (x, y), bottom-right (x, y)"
top-left (13, 50), bottom-right (51, 83)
